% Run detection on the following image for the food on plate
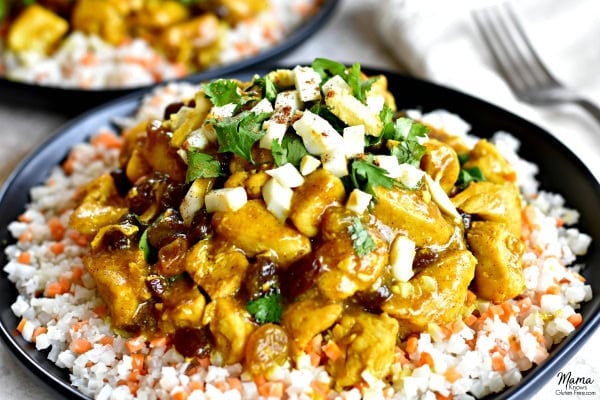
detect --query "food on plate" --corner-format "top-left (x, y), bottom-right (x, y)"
top-left (3, 59), bottom-right (592, 399)
top-left (0, 0), bottom-right (322, 88)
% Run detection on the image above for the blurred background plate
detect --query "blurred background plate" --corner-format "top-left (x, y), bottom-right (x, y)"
top-left (0, 0), bottom-right (339, 115)
top-left (0, 66), bottom-right (598, 400)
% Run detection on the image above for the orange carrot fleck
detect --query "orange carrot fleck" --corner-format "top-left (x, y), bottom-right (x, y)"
top-left (32, 326), bottom-right (48, 343)
top-left (188, 381), bottom-right (204, 392)
top-left (567, 313), bottom-right (583, 328)
top-left (417, 351), bottom-right (434, 369)
top-left (18, 214), bottom-right (32, 223)
top-left (126, 336), bottom-right (146, 354)
top-left (257, 381), bottom-right (284, 398)
top-left (311, 380), bottom-right (330, 398)
top-left (509, 335), bottom-right (521, 352)
top-left (491, 353), bottom-right (506, 372)
top-left (48, 217), bottom-right (66, 241)
top-left (91, 131), bottom-right (123, 150)
top-left (546, 285), bottom-right (560, 295)
top-left (18, 230), bottom-right (33, 243)
top-left (69, 230), bottom-right (89, 247)
top-left (533, 330), bottom-right (546, 346)
top-left (45, 281), bottom-right (65, 297)
top-left (435, 392), bottom-right (453, 400)
top-left (100, 336), bottom-right (114, 346)
top-left (226, 377), bottom-right (242, 393)
top-left (17, 252), bottom-right (31, 264)
top-left (17, 318), bottom-right (27, 333)
top-left (149, 336), bottom-right (168, 348)
top-left (93, 304), bottom-right (108, 318)
top-left (71, 338), bottom-right (93, 354)
top-left (444, 366), bottom-right (461, 383)
top-left (405, 335), bottom-right (419, 354)
top-left (323, 341), bottom-right (343, 361)
top-left (464, 314), bottom-right (477, 327)
top-left (131, 353), bottom-right (145, 371)
top-left (49, 242), bottom-right (65, 255)
top-left (172, 391), bottom-right (187, 400)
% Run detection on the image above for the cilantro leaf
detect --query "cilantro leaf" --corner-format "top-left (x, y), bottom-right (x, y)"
top-left (312, 58), bottom-right (347, 80)
top-left (139, 228), bottom-right (154, 263)
top-left (212, 111), bottom-right (270, 163)
top-left (350, 155), bottom-right (399, 196)
top-left (385, 117), bottom-right (428, 167)
top-left (348, 217), bottom-right (376, 257)
top-left (311, 58), bottom-right (378, 104)
top-left (186, 150), bottom-right (221, 183)
top-left (204, 79), bottom-right (242, 107)
top-left (457, 166), bottom-right (485, 189)
top-left (246, 292), bottom-right (283, 324)
top-left (271, 134), bottom-right (308, 167)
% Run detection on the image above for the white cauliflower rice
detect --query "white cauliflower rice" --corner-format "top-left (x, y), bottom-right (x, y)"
top-left (2, 84), bottom-right (593, 400)
top-left (0, 0), bottom-right (321, 89)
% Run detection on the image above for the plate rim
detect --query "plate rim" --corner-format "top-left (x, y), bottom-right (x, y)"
top-left (1, 65), bottom-right (599, 400)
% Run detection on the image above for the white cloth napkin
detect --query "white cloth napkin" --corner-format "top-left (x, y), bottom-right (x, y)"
top-left (374, 0), bottom-right (600, 179)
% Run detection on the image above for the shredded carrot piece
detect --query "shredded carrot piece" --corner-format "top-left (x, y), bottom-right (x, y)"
top-left (100, 336), bottom-right (114, 346)
top-left (69, 230), bottom-right (89, 247)
top-left (533, 330), bottom-right (546, 346)
top-left (172, 391), bottom-right (188, 400)
top-left (17, 252), bottom-right (31, 264)
top-left (417, 351), bottom-right (434, 369)
top-left (546, 285), bottom-right (560, 295)
top-left (91, 131), bottom-right (123, 150)
top-left (257, 381), bottom-right (284, 397)
top-left (48, 217), bottom-right (66, 241)
top-left (93, 304), bottom-right (108, 318)
top-left (18, 213), bottom-right (32, 223)
top-left (131, 353), bottom-right (145, 371)
top-left (18, 230), bottom-right (33, 243)
top-left (464, 314), bottom-right (477, 327)
top-left (149, 336), bottom-right (168, 348)
top-left (226, 377), bottom-right (242, 393)
top-left (435, 392), bottom-right (453, 400)
top-left (188, 381), bottom-right (204, 392)
top-left (50, 241), bottom-right (65, 255)
top-left (17, 318), bottom-right (27, 333)
top-left (491, 353), bottom-right (506, 372)
top-left (32, 326), bottom-right (47, 343)
top-left (323, 340), bottom-right (343, 361)
top-left (444, 366), bottom-right (461, 383)
top-left (311, 380), bottom-right (330, 398)
top-left (509, 335), bottom-right (521, 352)
top-left (405, 335), bottom-right (419, 354)
top-left (71, 338), bottom-right (93, 354)
top-left (126, 336), bottom-right (146, 353)
top-left (567, 313), bottom-right (583, 328)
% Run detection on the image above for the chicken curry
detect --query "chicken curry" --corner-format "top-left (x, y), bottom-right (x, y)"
top-left (68, 60), bottom-right (527, 389)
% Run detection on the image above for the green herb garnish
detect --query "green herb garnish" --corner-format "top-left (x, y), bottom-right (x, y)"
top-left (350, 154), bottom-right (399, 196)
top-left (212, 111), bottom-right (270, 163)
top-left (204, 79), bottom-right (243, 107)
top-left (139, 228), bottom-right (152, 262)
top-left (311, 58), bottom-right (377, 103)
top-left (385, 117), bottom-right (428, 167)
top-left (271, 134), bottom-right (309, 167)
top-left (246, 292), bottom-right (283, 324)
top-left (185, 150), bottom-right (221, 183)
top-left (457, 166), bottom-right (485, 189)
top-left (348, 217), bottom-right (376, 257)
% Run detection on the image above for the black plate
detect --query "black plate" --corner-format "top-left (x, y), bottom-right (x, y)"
top-left (1, 66), bottom-right (599, 400)
top-left (0, 0), bottom-right (339, 115)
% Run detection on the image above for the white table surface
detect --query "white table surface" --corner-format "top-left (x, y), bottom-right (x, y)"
top-left (0, 0), bottom-right (598, 399)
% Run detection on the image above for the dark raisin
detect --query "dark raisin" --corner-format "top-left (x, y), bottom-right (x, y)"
top-left (110, 168), bottom-right (131, 197)
top-left (173, 326), bottom-right (212, 358)
top-left (413, 249), bottom-right (437, 270)
top-left (147, 208), bottom-right (186, 249)
top-left (187, 209), bottom-right (213, 244)
top-left (353, 285), bottom-right (392, 314)
top-left (279, 255), bottom-right (321, 300)
top-left (163, 101), bottom-right (185, 119)
top-left (245, 256), bottom-right (279, 300)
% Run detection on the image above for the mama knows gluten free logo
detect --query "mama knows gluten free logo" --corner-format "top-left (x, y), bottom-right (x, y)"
top-left (555, 371), bottom-right (597, 396)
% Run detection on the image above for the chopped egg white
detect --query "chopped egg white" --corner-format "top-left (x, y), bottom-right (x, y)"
top-left (204, 187), bottom-right (247, 213)
top-left (299, 154), bottom-right (321, 176)
top-left (321, 150), bottom-right (348, 177)
top-left (343, 125), bottom-right (366, 158)
top-left (390, 234), bottom-right (416, 282)
top-left (259, 120), bottom-right (287, 149)
top-left (262, 178), bottom-right (294, 222)
top-left (346, 189), bottom-right (372, 214)
top-left (266, 163), bottom-right (305, 188)
top-left (292, 109), bottom-right (344, 155)
top-left (293, 66), bottom-right (322, 102)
